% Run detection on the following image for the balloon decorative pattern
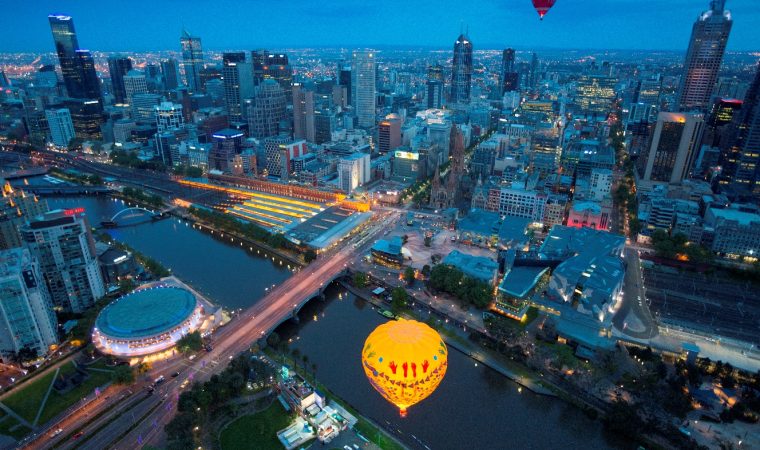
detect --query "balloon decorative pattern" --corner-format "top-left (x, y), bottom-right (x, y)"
top-left (362, 318), bottom-right (448, 417)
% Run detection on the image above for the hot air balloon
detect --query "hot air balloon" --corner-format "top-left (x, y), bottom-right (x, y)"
top-left (361, 318), bottom-right (447, 417)
top-left (532, 0), bottom-right (556, 20)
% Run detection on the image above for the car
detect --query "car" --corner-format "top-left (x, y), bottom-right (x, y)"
top-left (344, 446), bottom-right (352, 450)
top-left (72, 432), bottom-right (84, 440)
top-left (154, 375), bottom-right (166, 385)
top-left (353, 445), bottom-right (361, 450)
top-left (171, 372), bottom-right (180, 378)
top-left (50, 428), bottom-right (63, 438)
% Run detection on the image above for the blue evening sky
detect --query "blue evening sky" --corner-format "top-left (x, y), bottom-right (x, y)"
top-left (1, 0), bottom-right (758, 52)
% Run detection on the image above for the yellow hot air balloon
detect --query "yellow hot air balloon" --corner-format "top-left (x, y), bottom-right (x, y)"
top-left (361, 318), bottom-right (447, 417)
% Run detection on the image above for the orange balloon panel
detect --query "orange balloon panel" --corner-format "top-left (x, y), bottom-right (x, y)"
top-left (362, 318), bottom-right (448, 416)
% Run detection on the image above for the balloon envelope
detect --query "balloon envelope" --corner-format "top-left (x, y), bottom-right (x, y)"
top-left (362, 318), bottom-right (448, 417)
top-left (532, 0), bottom-right (557, 19)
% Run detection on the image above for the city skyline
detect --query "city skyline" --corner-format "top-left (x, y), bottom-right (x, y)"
top-left (1, 0), bottom-right (759, 53)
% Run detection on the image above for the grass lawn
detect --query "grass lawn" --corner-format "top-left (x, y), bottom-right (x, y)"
top-left (0, 415), bottom-right (31, 439)
top-left (1, 370), bottom-right (56, 423)
top-left (220, 402), bottom-right (293, 450)
top-left (37, 367), bottom-right (113, 425)
top-left (354, 419), bottom-right (405, 450)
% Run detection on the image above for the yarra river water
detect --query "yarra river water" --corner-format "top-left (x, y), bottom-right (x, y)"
top-left (50, 196), bottom-right (629, 450)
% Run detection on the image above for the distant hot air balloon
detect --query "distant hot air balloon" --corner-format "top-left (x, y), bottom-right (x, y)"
top-left (532, 0), bottom-right (557, 20)
top-left (361, 318), bottom-right (448, 417)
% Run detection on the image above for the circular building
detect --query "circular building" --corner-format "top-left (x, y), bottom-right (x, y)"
top-left (92, 286), bottom-right (203, 358)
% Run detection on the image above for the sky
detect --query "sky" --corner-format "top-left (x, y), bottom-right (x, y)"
top-left (1, 0), bottom-right (758, 53)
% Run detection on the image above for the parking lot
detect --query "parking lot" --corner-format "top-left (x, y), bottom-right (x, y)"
top-left (643, 266), bottom-right (760, 346)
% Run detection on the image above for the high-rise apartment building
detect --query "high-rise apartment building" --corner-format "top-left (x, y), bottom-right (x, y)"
top-left (45, 108), bottom-right (76, 147)
top-left (20, 209), bottom-right (105, 313)
top-left (427, 65), bottom-right (444, 109)
top-left (0, 248), bottom-right (58, 358)
top-left (352, 50), bottom-right (377, 128)
top-left (677, 0), bottom-right (732, 111)
top-left (0, 181), bottom-right (48, 251)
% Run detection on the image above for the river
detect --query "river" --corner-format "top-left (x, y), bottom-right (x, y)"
top-left (50, 195), bottom-right (628, 450)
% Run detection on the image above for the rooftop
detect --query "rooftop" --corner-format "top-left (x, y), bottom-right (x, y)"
top-left (539, 225), bottom-right (625, 260)
top-left (95, 287), bottom-right (198, 339)
top-left (372, 235), bottom-right (403, 255)
top-left (442, 250), bottom-right (498, 282)
top-left (458, 209), bottom-right (501, 236)
top-left (499, 266), bottom-right (549, 299)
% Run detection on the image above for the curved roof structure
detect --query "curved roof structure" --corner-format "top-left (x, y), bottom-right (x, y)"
top-left (96, 287), bottom-right (197, 339)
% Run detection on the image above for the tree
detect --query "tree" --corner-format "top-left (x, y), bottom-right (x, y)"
top-left (353, 272), bottom-right (368, 289)
top-left (421, 264), bottom-right (431, 278)
top-left (137, 362), bottom-right (152, 374)
top-left (186, 166), bottom-right (203, 178)
top-left (176, 331), bottom-right (203, 353)
top-left (403, 267), bottom-right (416, 285)
top-left (113, 365), bottom-right (135, 384)
top-left (424, 235), bottom-right (432, 247)
top-left (266, 331), bottom-right (281, 348)
top-left (16, 346), bottom-right (38, 363)
top-left (118, 277), bottom-right (136, 294)
top-left (390, 287), bottom-right (408, 314)
top-left (67, 137), bottom-right (83, 152)
top-left (304, 249), bottom-right (317, 263)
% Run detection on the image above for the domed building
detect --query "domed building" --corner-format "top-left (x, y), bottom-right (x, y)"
top-left (92, 286), bottom-right (203, 358)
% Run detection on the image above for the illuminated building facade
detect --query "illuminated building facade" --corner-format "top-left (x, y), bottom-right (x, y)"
top-left (352, 50), bottom-right (376, 128)
top-left (450, 33), bottom-right (473, 105)
top-left (0, 248), bottom-right (59, 358)
top-left (209, 129), bottom-right (244, 173)
top-left (180, 29), bottom-right (204, 93)
top-left (222, 52), bottom-right (254, 122)
top-left (678, 0), bottom-right (732, 111)
top-left (45, 108), bottom-right (75, 147)
top-left (93, 286), bottom-right (203, 358)
top-left (378, 114), bottom-right (401, 154)
top-left (500, 48), bottom-right (519, 95)
top-left (641, 112), bottom-right (704, 184)
top-left (248, 79), bottom-right (287, 139)
top-left (20, 209), bottom-right (105, 313)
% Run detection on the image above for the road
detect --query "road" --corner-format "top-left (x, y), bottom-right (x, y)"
top-left (612, 247), bottom-right (657, 339)
top-left (22, 210), bottom-right (399, 450)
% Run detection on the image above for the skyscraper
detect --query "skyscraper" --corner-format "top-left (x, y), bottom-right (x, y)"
top-left (45, 108), bottom-right (76, 147)
top-left (20, 209), bottom-right (105, 313)
top-left (180, 29), bottom-right (204, 93)
top-left (528, 52), bottom-right (539, 91)
top-left (252, 50), bottom-right (293, 102)
top-left (75, 50), bottom-right (101, 100)
top-left (339, 63), bottom-right (352, 105)
top-left (718, 63), bottom-right (760, 196)
top-left (641, 112), bottom-right (705, 184)
top-left (161, 59), bottom-right (180, 91)
top-left (123, 70), bottom-right (147, 104)
top-left (222, 52), bottom-right (254, 122)
top-left (292, 83), bottom-right (315, 142)
top-left (427, 65), bottom-right (444, 109)
top-left (500, 48), bottom-right (519, 95)
top-left (677, 0), bottom-right (732, 111)
top-left (107, 56), bottom-right (133, 105)
top-left (247, 79), bottom-right (287, 139)
top-left (0, 181), bottom-right (47, 251)
top-left (351, 50), bottom-right (377, 128)
top-left (450, 33), bottom-right (473, 105)
top-left (48, 14), bottom-right (83, 98)
top-left (378, 114), bottom-right (401, 154)
top-left (0, 248), bottom-right (59, 358)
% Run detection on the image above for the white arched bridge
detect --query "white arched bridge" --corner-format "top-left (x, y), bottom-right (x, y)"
top-left (100, 206), bottom-right (176, 228)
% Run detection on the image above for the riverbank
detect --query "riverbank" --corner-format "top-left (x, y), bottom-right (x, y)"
top-left (261, 347), bottom-right (407, 450)
top-left (339, 280), bottom-right (555, 397)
